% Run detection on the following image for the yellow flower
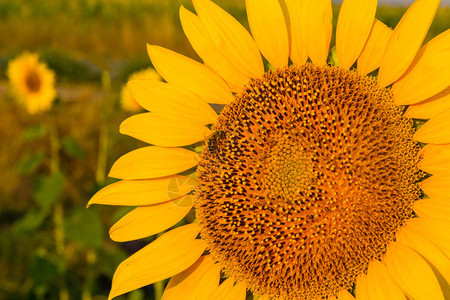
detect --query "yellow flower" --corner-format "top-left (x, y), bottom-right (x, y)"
top-left (90, 0), bottom-right (450, 299)
top-left (7, 52), bottom-right (57, 114)
top-left (121, 68), bottom-right (161, 112)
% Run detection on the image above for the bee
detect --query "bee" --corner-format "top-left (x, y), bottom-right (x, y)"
top-left (206, 130), bottom-right (226, 155)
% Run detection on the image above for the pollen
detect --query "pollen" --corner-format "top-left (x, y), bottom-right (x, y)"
top-left (195, 64), bottom-right (422, 299)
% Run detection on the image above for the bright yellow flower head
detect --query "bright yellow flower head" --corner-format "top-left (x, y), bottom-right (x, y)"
top-left (120, 68), bottom-right (161, 112)
top-left (90, 0), bottom-right (450, 299)
top-left (7, 52), bottom-right (57, 114)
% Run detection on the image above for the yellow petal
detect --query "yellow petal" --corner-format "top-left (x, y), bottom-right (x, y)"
top-left (336, 0), bottom-right (377, 69)
top-left (421, 175), bottom-right (450, 198)
top-left (337, 289), bottom-right (355, 300)
top-left (162, 255), bottom-right (221, 300)
top-left (109, 224), bottom-right (205, 299)
top-left (284, 0), bottom-right (308, 65)
top-left (210, 278), bottom-right (246, 300)
top-left (405, 87), bottom-right (450, 120)
top-left (245, 0), bottom-right (289, 68)
top-left (392, 30), bottom-right (450, 105)
top-left (210, 278), bottom-right (234, 300)
top-left (109, 146), bottom-right (199, 180)
top-left (87, 175), bottom-right (196, 207)
top-left (120, 112), bottom-right (211, 147)
top-left (179, 6), bottom-right (250, 90)
top-left (417, 144), bottom-right (450, 175)
top-left (193, 0), bottom-right (264, 79)
top-left (397, 223), bottom-right (450, 285)
top-left (109, 195), bottom-right (194, 242)
top-left (147, 44), bottom-right (233, 104)
top-left (401, 217), bottom-right (450, 260)
top-left (300, 0), bottom-right (333, 66)
top-left (366, 260), bottom-right (406, 300)
top-left (377, 0), bottom-right (440, 87)
top-left (127, 79), bottom-right (217, 125)
top-left (228, 281), bottom-right (247, 300)
top-left (414, 108), bottom-right (450, 144)
top-left (414, 199), bottom-right (450, 220)
top-left (357, 20), bottom-right (393, 76)
top-left (384, 241), bottom-right (444, 300)
top-left (355, 273), bottom-right (369, 300)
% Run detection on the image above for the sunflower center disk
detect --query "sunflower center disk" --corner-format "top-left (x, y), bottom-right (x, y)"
top-left (263, 135), bottom-right (313, 200)
top-left (196, 64), bottom-right (421, 299)
top-left (25, 69), bottom-right (41, 93)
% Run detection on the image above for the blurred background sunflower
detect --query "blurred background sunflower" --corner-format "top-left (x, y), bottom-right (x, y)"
top-left (1, 0), bottom-right (450, 300)
top-left (7, 52), bottom-right (57, 114)
top-left (121, 68), bottom-right (161, 112)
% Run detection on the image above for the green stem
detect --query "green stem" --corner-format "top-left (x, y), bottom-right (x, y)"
top-left (154, 280), bottom-right (164, 300)
top-left (81, 250), bottom-right (97, 300)
top-left (48, 113), bottom-right (69, 300)
top-left (48, 114), bottom-right (60, 175)
top-left (87, 70), bottom-right (112, 300)
top-left (96, 70), bottom-right (111, 186)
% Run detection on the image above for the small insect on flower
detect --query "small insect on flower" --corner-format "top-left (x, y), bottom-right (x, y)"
top-left (205, 130), bottom-right (227, 155)
top-left (7, 52), bottom-right (57, 114)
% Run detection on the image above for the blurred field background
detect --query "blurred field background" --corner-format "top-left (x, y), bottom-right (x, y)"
top-left (0, 1), bottom-right (449, 300)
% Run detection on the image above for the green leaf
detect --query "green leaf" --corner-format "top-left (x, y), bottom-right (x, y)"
top-left (29, 253), bottom-right (60, 287)
top-left (22, 124), bottom-right (47, 142)
top-left (97, 246), bottom-right (127, 277)
top-left (112, 206), bottom-right (134, 223)
top-left (13, 210), bottom-right (48, 235)
top-left (16, 150), bottom-right (45, 175)
top-left (33, 173), bottom-right (65, 210)
top-left (61, 137), bottom-right (85, 159)
top-left (64, 207), bottom-right (104, 249)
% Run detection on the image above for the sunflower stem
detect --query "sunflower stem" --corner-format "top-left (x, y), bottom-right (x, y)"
top-left (48, 112), bottom-right (69, 300)
top-left (86, 70), bottom-right (111, 300)
top-left (153, 280), bottom-right (164, 300)
top-left (95, 70), bottom-right (111, 186)
top-left (81, 250), bottom-right (97, 300)
top-left (48, 113), bottom-right (60, 175)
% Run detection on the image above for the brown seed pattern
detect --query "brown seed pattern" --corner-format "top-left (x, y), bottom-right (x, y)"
top-left (196, 64), bottom-right (421, 299)
top-left (25, 69), bottom-right (41, 93)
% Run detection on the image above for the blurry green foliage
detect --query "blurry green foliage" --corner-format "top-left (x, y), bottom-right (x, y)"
top-left (12, 173), bottom-right (65, 235)
top-left (34, 173), bottom-right (65, 210)
top-left (96, 245), bottom-right (127, 278)
top-left (39, 48), bottom-right (101, 83)
top-left (29, 252), bottom-right (62, 287)
top-left (16, 150), bottom-right (45, 175)
top-left (61, 136), bottom-right (85, 160)
top-left (127, 290), bottom-right (145, 300)
top-left (12, 210), bottom-right (47, 235)
top-left (64, 207), bottom-right (104, 249)
top-left (22, 124), bottom-right (47, 141)
top-left (115, 57), bottom-right (154, 84)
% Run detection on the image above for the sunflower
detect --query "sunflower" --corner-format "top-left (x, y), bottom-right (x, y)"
top-left (89, 0), bottom-right (450, 299)
top-left (7, 52), bottom-right (57, 114)
top-left (121, 68), bottom-right (162, 112)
